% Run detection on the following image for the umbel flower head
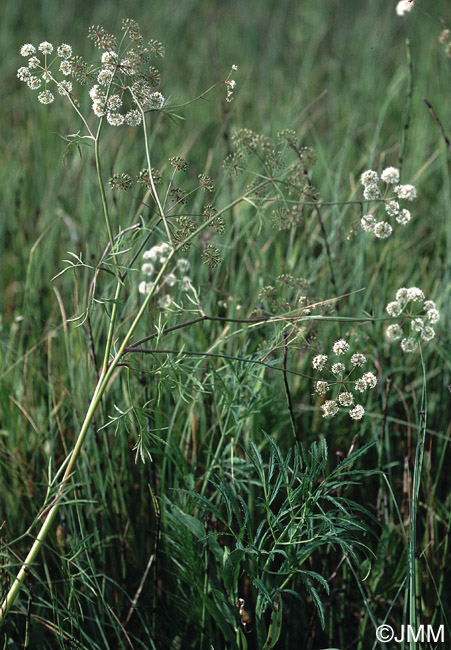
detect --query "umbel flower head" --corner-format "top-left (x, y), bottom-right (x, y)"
top-left (359, 166), bottom-right (415, 239)
top-left (311, 340), bottom-right (377, 420)
top-left (138, 245), bottom-right (192, 309)
top-left (17, 19), bottom-right (167, 124)
top-left (385, 287), bottom-right (439, 352)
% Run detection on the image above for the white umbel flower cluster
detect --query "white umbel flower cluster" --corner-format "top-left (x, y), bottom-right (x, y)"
top-left (17, 40), bottom-right (74, 104)
top-left (312, 341), bottom-right (376, 420)
top-left (360, 167), bottom-right (416, 239)
top-left (385, 288), bottom-right (439, 352)
top-left (18, 21), bottom-right (166, 123)
top-left (138, 244), bottom-right (192, 309)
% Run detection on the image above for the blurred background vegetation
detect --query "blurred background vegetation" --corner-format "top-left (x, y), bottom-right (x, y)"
top-left (1, 0), bottom-right (450, 648)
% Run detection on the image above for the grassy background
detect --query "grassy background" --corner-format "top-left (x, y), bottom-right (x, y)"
top-left (1, 0), bottom-right (450, 648)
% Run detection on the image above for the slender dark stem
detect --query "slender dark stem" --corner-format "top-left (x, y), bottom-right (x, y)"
top-left (126, 301), bottom-right (376, 352)
top-left (123, 346), bottom-right (323, 382)
top-left (424, 98), bottom-right (451, 158)
top-left (398, 39), bottom-right (413, 178)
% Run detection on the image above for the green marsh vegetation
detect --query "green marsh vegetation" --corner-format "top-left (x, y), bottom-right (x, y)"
top-left (0, 1), bottom-right (450, 647)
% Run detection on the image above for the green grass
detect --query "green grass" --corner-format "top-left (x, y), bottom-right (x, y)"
top-left (0, 0), bottom-right (450, 648)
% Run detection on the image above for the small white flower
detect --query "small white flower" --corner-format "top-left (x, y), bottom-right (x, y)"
top-left (361, 214), bottom-right (376, 232)
top-left (407, 287), bottom-right (425, 302)
top-left (350, 353), bottom-right (366, 367)
top-left (28, 56), bottom-right (40, 69)
top-left (314, 380), bottom-right (329, 394)
top-left (385, 200), bottom-right (400, 216)
top-left (363, 184), bottom-right (381, 201)
top-left (331, 362), bottom-right (345, 376)
top-left (338, 392), bottom-right (354, 407)
top-left (141, 263), bottom-right (154, 276)
top-left (158, 295), bottom-right (172, 309)
top-left (107, 94), bottom-right (122, 111)
top-left (400, 337), bottom-right (418, 353)
top-left (38, 41), bottom-right (54, 55)
top-left (386, 324), bottom-right (403, 340)
top-left (143, 247), bottom-right (159, 262)
top-left (355, 372), bottom-right (377, 392)
top-left (395, 288), bottom-right (409, 304)
top-left (396, 0), bottom-right (414, 16)
top-left (59, 60), bottom-right (72, 75)
top-left (42, 69), bottom-right (52, 82)
top-left (362, 372), bottom-right (377, 389)
top-left (395, 208), bottom-right (411, 225)
top-left (349, 405), bottom-right (365, 420)
top-left (57, 44), bottom-right (72, 58)
top-left (38, 90), bottom-right (55, 104)
top-left (106, 112), bottom-right (124, 126)
top-left (386, 301), bottom-right (403, 317)
top-left (138, 281), bottom-right (154, 295)
top-left (20, 44), bottom-right (36, 57)
top-left (332, 339), bottom-right (349, 355)
top-left (165, 273), bottom-right (177, 287)
top-left (321, 400), bottom-right (339, 418)
top-left (312, 354), bottom-right (328, 370)
top-left (381, 166), bottom-right (400, 184)
top-left (231, 64), bottom-right (238, 71)
top-left (421, 326), bottom-right (435, 342)
top-left (373, 221), bottom-right (393, 239)
top-left (101, 51), bottom-right (118, 64)
top-left (17, 67), bottom-right (31, 81)
top-left (92, 99), bottom-right (106, 117)
top-left (148, 91), bottom-right (165, 110)
top-left (355, 378), bottom-right (366, 392)
top-left (27, 76), bottom-right (42, 90)
top-left (125, 110), bottom-right (142, 127)
top-left (426, 309), bottom-right (440, 324)
top-left (410, 318), bottom-right (424, 332)
top-left (89, 85), bottom-right (102, 100)
top-left (360, 170), bottom-right (379, 186)
top-left (424, 300), bottom-right (436, 310)
top-left (394, 184), bottom-right (416, 201)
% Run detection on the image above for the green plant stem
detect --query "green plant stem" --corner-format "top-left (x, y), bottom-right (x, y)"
top-left (407, 351), bottom-right (427, 649)
top-left (0, 181), bottom-right (271, 624)
top-left (131, 91), bottom-right (173, 247)
top-left (93, 118), bottom-right (125, 374)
